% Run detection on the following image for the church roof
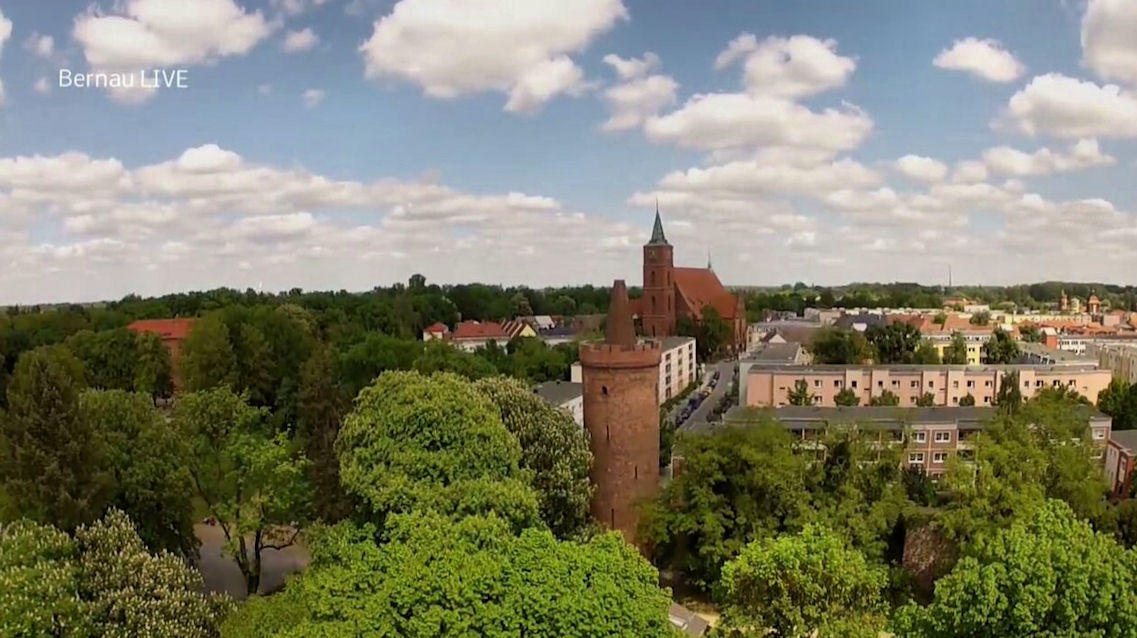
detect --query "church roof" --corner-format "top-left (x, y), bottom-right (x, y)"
top-left (648, 210), bottom-right (669, 245)
top-left (673, 267), bottom-right (741, 321)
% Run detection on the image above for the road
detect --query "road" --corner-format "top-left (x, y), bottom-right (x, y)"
top-left (679, 361), bottom-right (736, 428)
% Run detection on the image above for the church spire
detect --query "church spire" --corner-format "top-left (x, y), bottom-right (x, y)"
top-left (707, 248), bottom-right (713, 270)
top-left (648, 202), bottom-right (669, 245)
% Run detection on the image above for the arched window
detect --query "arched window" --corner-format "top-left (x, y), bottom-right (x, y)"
top-left (650, 271), bottom-right (655, 286)
top-left (651, 295), bottom-right (656, 313)
top-left (601, 385), bottom-right (608, 395)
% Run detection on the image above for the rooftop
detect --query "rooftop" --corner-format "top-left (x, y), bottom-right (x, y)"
top-left (533, 380), bottom-right (583, 405)
top-left (127, 318), bottom-right (196, 340)
top-left (660, 335), bottom-right (695, 351)
top-left (711, 405), bottom-right (1109, 433)
top-left (1111, 429), bottom-right (1137, 452)
top-left (743, 342), bottom-right (804, 363)
top-left (1018, 341), bottom-right (1096, 364)
top-left (745, 363), bottom-right (1104, 374)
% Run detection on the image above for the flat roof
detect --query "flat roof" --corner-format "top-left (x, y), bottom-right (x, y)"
top-left (1110, 429), bottom-right (1137, 452)
top-left (743, 342), bottom-right (803, 363)
top-left (660, 336), bottom-right (695, 351)
top-left (532, 381), bottom-right (582, 405)
top-left (745, 363), bottom-right (1104, 374)
top-left (711, 405), bottom-right (1109, 432)
top-left (1018, 341), bottom-right (1096, 364)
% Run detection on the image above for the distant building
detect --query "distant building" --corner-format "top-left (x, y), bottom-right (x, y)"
top-left (1089, 342), bottom-right (1137, 385)
top-left (1106, 429), bottom-right (1137, 498)
top-left (450, 321), bottom-right (512, 351)
top-left (571, 334), bottom-right (698, 405)
top-left (743, 363), bottom-right (1112, 409)
top-left (501, 320), bottom-right (537, 340)
top-left (422, 322), bottom-right (449, 341)
top-left (738, 343), bottom-right (809, 406)
top-left (536, 325), bottom-right (577, 346)
top-left (127, 318), bottom-right (196, 390)
top-left (719, 405), bottom-right (1110, 478)
top-left (533, 380), bottom-right (583, 427)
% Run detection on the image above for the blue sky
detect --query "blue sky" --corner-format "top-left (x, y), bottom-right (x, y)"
top-left (0, 0), bottom-right (1134, 303)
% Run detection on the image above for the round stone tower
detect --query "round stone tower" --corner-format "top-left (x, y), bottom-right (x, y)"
top-left (581, 279), bottom-right (662, 546)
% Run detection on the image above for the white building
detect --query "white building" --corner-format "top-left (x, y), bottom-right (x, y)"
top-left (1088, 342), bottom-right (1137, 385)
top-left (532, 381), bottom-right (584, 427)
top-left (569, 335), bottom-right (698, 405)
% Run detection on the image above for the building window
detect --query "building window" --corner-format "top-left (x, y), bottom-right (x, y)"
top-left (909, 453), bottom-right (925, 464)
top-left (985, 380), bottom-right (992, 387)
top-left (953, 380), bottom-right (959, 389)
top-left (935, 431), bottom-right (951, 443)
top-left (611, 509), bottom-right (615, 528)
top-left (910, 380), bottom-right (918, 388)
top-left (967, 380), bottom-right (974, 388)
top-left (601, 386), bottom-right (608, 395)
top-left (851, 380), bottom-right (858, 389)
top-left (1093, 429), bottom-right (1106, 440)
top-left (834, 380), bottom-right (841, 388)
top-left (814, 380), bottom-right (822, 388)
top-left (812, 395), bottom-right (822, 405)
top-left (909, 396), bottom-right (917, 404)
top-left (928, 380), bottom-right (934, 388)
top-left (913, 432), bottom-right (927, 443)
top-left (952, 396), bottom-right (959, 405)
top-left (634, 465), bottom-right (638, 479)
top-left (877, 380), bottom-right (884, 388)
top-left (933, 452), bottom-right (948, 464)
top-left (891, 380), bottom-right (900, 388)
top-left (983, 396), bottom-right (990, 404)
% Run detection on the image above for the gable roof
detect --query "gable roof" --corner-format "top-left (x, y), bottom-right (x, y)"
top-left (452, 321), bottom-right (510, 340)
top-left (127, 318), bottom-right (196, 341)
top-left (424, 322), bottom-right (449, 334)
top-left (673, 267), bottom-right (741, 320)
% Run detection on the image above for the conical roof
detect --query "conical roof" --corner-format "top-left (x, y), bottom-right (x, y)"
top-left (648, 207), bottom-right (668, 245)
top-left (605, 280), bottom-right (636, 347)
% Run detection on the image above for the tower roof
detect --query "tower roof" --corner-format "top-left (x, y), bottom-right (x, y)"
top-left (605, 280), bottom-right (636, 347)
top-left (648, 207), bottom-right (669, 245)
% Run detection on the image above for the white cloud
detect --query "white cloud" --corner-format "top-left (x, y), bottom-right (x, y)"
top-left (270, 0), bottom-right (330, 16)
top-left (1082, 0), bottom-right (1137, 86)
top-left (72, 0), bottom-right (272, 103)
top-left (999, 73), bottom-right (1137, 137)
top-left (933, 37), bottom-right (1024, 83)
top-left (981, 138), bottom-right (1115, 176)
top-left (359, 0), bottom-right (626, 114)
top-left (0, 79), bottom-right (5, 107)
top-left (302, 88), bottom-right (325, 108)
top-left (652, 158), bottom-right (880, 198)
top-left (645, 92), bottom-right (872, 155)
top-left (0, 9), bottom-right (10, 57)
top-left (34, 78), bottom-right (51, 94)
top-left (600, 53), bottom-right (678, 131)
top-left (951, 160), bottom-right (989, 184)
top-left (23, 33), bottom-right (54, 59)
top-left (715, 33), bottom-right (856, 98)
top-left (893, 155), bottom-right (948, 183)
top-left (282, 27), bottom-right (319, 52)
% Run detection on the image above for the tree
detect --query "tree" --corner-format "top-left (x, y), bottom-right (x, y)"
top-left (696, 305), bottom-right (732, 360)
top-left (0, 518), bottom-right (88, 636)
top-left (0, 346), bottom-right (109, 531)
top-left (893, 500), bottom-right (1137, 637)
top-left (912, 341), bottom-right (941, 364)
top-left (942, 332), bottom-right (969, 365)
top-left (1100, 498), bottom-right (1137, 548)
top-left (412, 340), bottom-right (497, 379)
top-left (994, 370), bottom-right (1022, 412)
top-left (869, 390), bottom-right (900, 407)
top-left (981, 328), bottom-right (1020, 364)
top-left (133, 331), bottom-right (173, 403)
top-left (173, 389), bottom-right (309, 596)
top-left (808, 327), bottom-right (871, 364)
top-left (474, 377), bottom-right (593, 539)
top-left (834, 387), bottom-right (860, 406)
top-left (510, 292), bottom-right (534, 317)
top-left (338, 333), bottom-right (422, 399)
top-left (64, 328), bottom-right (139, 391)
top-left (865, 323), bottom-right (922, 364)
top-left (180, 315), bottom-right (237, 392)
top-left (233, 323), bottom-right (275, 407)
top-left (915, 392), bottom-right (936, 407)
top-left (336, 371), bottom-right (539, 531)
top-left (222, 513), bottom-right (676, 638)
top-left (718, 525), bottom-right (887, 638)
top-left (788, 379), bottom-right (815, 406)
top-left (408, 273), bottom-right (426, 290)
top-left (79, 390), bottom-right (197, 556)
top-left (1098, 377), bottom-right (1137, 430)
top-left (639, 424), bottom-right (812, 589)
top-left (297, 346), bottom-right (352, 521)
top-left (958, 393), bottom-right (975, 406)
top-left (933, 312), bottom-right (947, 327)
top-left (1019, 323), bottom-right (1042, 342)
top-left (968, 310), bottom-right (990, 326)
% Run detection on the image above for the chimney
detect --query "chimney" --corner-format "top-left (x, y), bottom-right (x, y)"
top-left (605, 280), bottom-right (636, 347)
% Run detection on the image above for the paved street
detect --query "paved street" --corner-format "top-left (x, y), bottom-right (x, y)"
top-left (680, 361), bottom-right (736, 428)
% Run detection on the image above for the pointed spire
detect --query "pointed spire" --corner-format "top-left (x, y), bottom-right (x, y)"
top-left (648, 203), bottom-right (669, 245)
top-left (707, 248), bottom-right (713, 270)
top-left (604, 280), bottom-right (636, 347)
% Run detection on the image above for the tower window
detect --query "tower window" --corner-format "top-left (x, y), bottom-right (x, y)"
top-left (606, 424), bottom-right (610, 442)
top-left (601, 385), bottom-right (608, 395)
top-left (634, 465), bottom-right (638, 479)
top-left (611, 509), bottom-right (615, 528)
top-left (650, 271), bottom-right (655, 286)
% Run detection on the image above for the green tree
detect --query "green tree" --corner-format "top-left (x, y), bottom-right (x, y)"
top-left (942, 332), bottom-right (969, 365)
top-left (233, 323), bottom-right (275, 407)
top-left (412, 340), bottom-right (497, 379)
top-left (0, 346), bottom-right (109, 531)
top-left (912, 341), bottom-right (941, 364)
top-left (296, 346), bottom-right (352, 521)
top-left (0, 518), bottom-right (88, 636)
top-left (994, 370), bottom-right (1022, 412)
top-left (958, 393), bottom-right (976, 406)
top-left (893, 500), bottom-right (1137, 637)
top-left (834, 387), bottom-right (860, 406)
top-left (788, 379), bottom-right (815, 406)
top-left (718, 525), bottom-right (887, 638)
top-left (933, 311), bottom-right (947, 327)
top-left (981, 327), bottom-right (1020, 364)
top-left (132, 331), bottom-right (173, 403)
top-left (64, 328), bottom-right (139, 391)
top-left (865, 322), bottom-right (922, 364)
top-left (338, 333), bottom-right (422, 399)
top-left (969, 310), bottom-right (990, 326)
top-left (869, 390), bottom-right (900, 407)
top-left (173, 389), bottom-right (309, 596)
top-left (336, 371), bottom-right (539, 531)
top-left (808, 327), bottom-right (871, 364)
top-left (1098, 377), bottom-right (1137, 430)
top-left (1019, 323), bottom-right (1042, 342)
top-left (1100, 498), bottom-right (1137, 548)
top-left (222, 513), bottom-right (675, 638)
top-left (474, 377), bottom-right (593, 539)
top-left (510, 292), bottom-right (534, 317)
top-left (180, 315), bottom-right (237, 392)
top-left (79, 390), bottom-right (196, 556)
top-left (915, 392), bottom-right (936, 407)
top-left (697, 305), bottom-right (733, 360)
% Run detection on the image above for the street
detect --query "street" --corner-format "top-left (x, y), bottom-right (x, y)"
top-left (679, 361), bottom-right (736, 428)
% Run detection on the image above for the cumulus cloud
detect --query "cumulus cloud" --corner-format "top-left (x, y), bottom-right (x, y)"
top-left (981, 138), bottom-right (1116, 176)
top-left (282, 27), bottom-right (319, 52)
top-left (33, 78), bottom-right (51, 94)
top-left (893, 155), bottom-right (948, 183)
top-left (302, 88), bottom-right (325, 108)
top-left (1081, 0), bottom-right (1137, 86)
top-left (358, 0), bottom-right (626, 113)
top-left (714, 33), bottom-right (856, 98)
top-left (933, 37), bottom-right (1024, 83)
top-left (600, 53), bottom-right (678, 131)
top-left (270, 0), bottom-right (330, 16)
top-left (72, 0), bottom-right (273, 103)
top-left (998, 73), bottom-right (1137, 137)
top-left (23, 32), bottom-right (54, 59)
top-left (0, 9), bottom-right (10, 57)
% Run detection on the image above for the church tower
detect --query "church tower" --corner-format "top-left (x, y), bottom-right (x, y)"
top-left (580, 280), bottom-right (662, 547)
top-left (642, 208), bottom-right (675, 338)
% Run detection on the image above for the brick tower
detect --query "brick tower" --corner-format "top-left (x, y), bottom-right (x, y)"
top-left (581, 280), bottom-right (662, 546)
top-left (641, 208), bottom-right (675, 338)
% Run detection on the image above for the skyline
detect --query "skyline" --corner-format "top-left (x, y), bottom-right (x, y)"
top-left (0, 0), bottom-right (1135, 304)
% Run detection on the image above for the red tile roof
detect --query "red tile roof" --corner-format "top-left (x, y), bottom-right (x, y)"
top-left (127, 318), bottom-right (196, 341)
top-left (452, 320), bottom-right (510, 341)
top-left (425, 322), bottom-right (449, 334)
top-left (672, 267), bottom-right (742, 321)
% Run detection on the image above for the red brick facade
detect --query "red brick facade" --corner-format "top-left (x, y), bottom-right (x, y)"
top-left (581, 280), bottom-right (662, 547)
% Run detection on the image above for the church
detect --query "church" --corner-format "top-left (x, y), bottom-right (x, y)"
top-left (630, 211), bottom-right (747, 351)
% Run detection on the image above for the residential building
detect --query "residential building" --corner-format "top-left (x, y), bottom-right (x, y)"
top-left (126, 318), bottom-right (196, 390)
top-left (747, 320), bottom-right (821, 352)
top-left (1106, 429), bottom-right (1137, 498)
top-left (571, 334), bottom-right (698, 404)
top-left (738, 343), bottom-right (809, 406)
top-left (532, 380), bottom-right (584, 427)
top-left (450, 320), bottom-right (512, 351)
top-left (744, 363), bottom-right (1112, 408)
top-left (536, 325), bottom-right (577, 346)
top-left (501, 320), bottom-right (537, 340)
top-left (719, 405), bottom-right (1111, 478)
top-left (1018, 341), bottom-right (1097, 365)
top-left (422, 322), bottom-right (449, 341)
top-left (1089, 342), bottom-right (1137, 385)
top-left (631, 210), bottom-right (747, 351)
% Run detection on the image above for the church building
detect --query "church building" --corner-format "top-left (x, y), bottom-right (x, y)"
top-left (632, 211), bottom-right (747, 351)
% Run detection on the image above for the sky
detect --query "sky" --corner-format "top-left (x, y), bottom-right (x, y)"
top-left (0, 0), bottom-right (1135, 304)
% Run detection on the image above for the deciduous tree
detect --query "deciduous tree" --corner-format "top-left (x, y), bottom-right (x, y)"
top-left (981, 328), bottom-right (1019, 364)
top-left (942, 332), bottom-right (969, 365)
top-left (788, 379), bottom-right (815, 406)
top-left (869, 390), bottom-right (900, 406)
top-left (808, 327), bottom-right (871, 365)
top-left (181, 315), bottom-right (237, 392)
top-left (834, 387), bottom-right (860, 406)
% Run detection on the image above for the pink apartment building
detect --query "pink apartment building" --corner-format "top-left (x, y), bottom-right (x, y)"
top-left (744, 364), bottom-right (1112, 409)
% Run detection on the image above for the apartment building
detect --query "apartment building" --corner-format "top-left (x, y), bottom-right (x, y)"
top-left (1106, 429), bottom-right (1137, 498)
top-left (720, 405), bottom-right (1111, 477)
top-left (532, 381), bottom-right (584, 427)
top-left (1088, 342), bottom-right (1137, 385)
top-left (571, 335), bottom-right (697, 405)
top-left (744, 364), bottom-right (1112, 408)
